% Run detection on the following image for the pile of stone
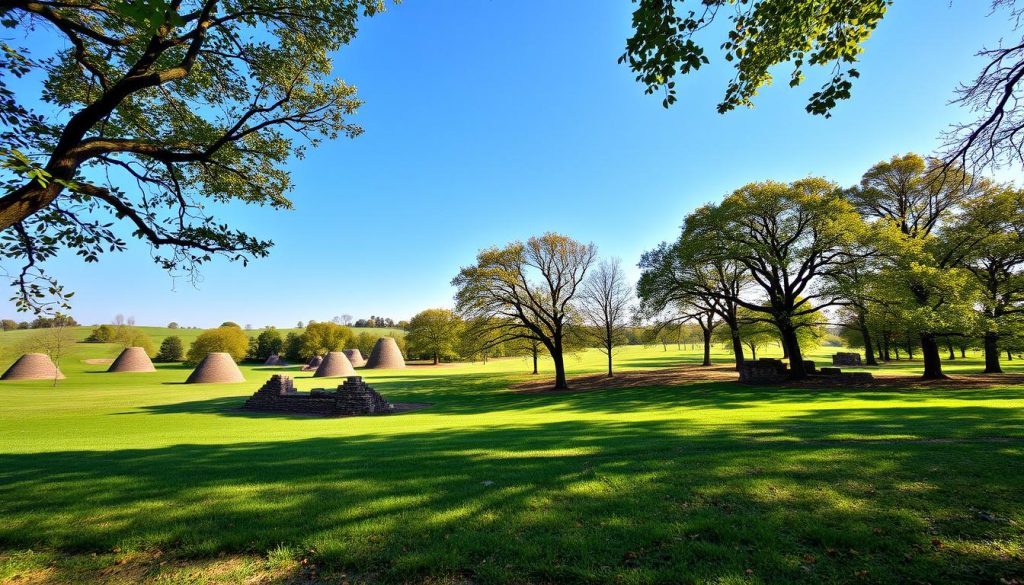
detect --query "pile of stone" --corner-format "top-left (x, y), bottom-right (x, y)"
top-left (242, 374), bottom-right (393, 416)
top-left (738, 358), bottom-right (788, 384)
top-left (1, 353), bottom-right (64, 381)
top-left (832, 352), bottom-right (863, 366)
top-left (107, 347), bottom-right (156, 373)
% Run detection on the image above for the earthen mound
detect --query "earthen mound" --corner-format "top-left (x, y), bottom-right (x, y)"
top-left (343, 348), bottom-right (366, 367)
top-left (301, 355), bottom-right (323, 371)
top-left (263, 354), bottom-right (287, 366)
top-left (313, 351), bottom-right (356, 378)
top-left (1, 353), bottom-right (64, 381)
top-left (107, 347), bottom-right (156, 373)
top-left (185, 352), bottom-right (245, 384)
top-left (365, 337), bottom-right (406, 369)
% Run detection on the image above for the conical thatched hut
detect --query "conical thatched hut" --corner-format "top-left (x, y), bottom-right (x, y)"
top-left (301, 355), bottom-right (323, 372)
top-left (263, 354), bottom-right (287, 366)
top-left (365, 337), bottom-right (406, 369)
top-left (185, 352), bottom-right (245, 384)
top-left (343, 348), bottom-right (366, 367)
top-left (1, 353), bottom-right (65, 381)
top-left (313, 351), bottom-right (356, 378)
top-left (107, 346), bottom-right (156, 373)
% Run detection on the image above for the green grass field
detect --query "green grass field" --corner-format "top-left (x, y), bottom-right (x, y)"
top-left (0, 334), bottom-right (1021, 584)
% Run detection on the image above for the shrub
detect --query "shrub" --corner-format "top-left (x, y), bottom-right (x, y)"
top-left (283, 332), bottom-right (303, 362)
top-left (85, 324), bottom-right (115, 343)
top-left (252, 328), bottom-right (284, 360)
top-left (115, 327), bottom-right (157, 356)
top-left (156, 336), bottom-right (184, 362)
top-left (186, 326), bottom-right (249, 364)
top-left (353, 331), bottom-right (377, 357)
top-left (298, 322), bottom-right (351, 357)
top-left (167, 322), bottom-right (179, 329)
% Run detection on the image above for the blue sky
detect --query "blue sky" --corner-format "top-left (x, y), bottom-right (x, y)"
top-left (7, 1), bottom-right (1023, 327)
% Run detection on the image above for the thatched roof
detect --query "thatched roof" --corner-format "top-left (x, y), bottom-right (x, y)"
top-left (107, 347), bottom-right (156, 373)
top-left (185, 352), bottom-right (245, 384)
top-left (343, 348), bottom-right (366, 367)
top-left (313, 351), bottom-right (356, 378)
top-left (1, 353), bottom-right (65, 381)
top-left (365, 337), bottom-right (406, 369)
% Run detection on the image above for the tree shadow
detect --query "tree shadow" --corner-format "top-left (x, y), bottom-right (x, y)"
top-left (1, 410), bottom-right (1021, 583)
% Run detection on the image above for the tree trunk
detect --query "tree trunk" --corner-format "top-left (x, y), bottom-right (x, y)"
top-left (946, 338), bottom-right (956, 361)
top-left (858, 313), bottom-right (877, 366)
top-left (730, 325), bottom-right (744, 370)
top-left (702, 327), bottom-right (712, 366)
top-left (779, 325), bottom-right (806, 379)
top-left (607, 343), bottom-right (613, 377)
top-left (781, 337), bottom-right (790, 359)
top-left (531, 347), bottom-right (539, 375)
top-left (906, 338), bottom-right (915, 360)
top-left (433, 351), bottom-right (439, 365)
top-left (959, 346), bottom-right (966, 358)
top-left (882, 336), bottom-right (891, 361)
top-left (983, 332), bottom-right (1002, 374)
top-left (750, 345), bottom-right (757, 360)
top-left (552, 344), bottom-right (568, 390)
top-left (920, 333), bottom-right (946, 380)
top-left (1007, 349), bottom-right (1013, 362)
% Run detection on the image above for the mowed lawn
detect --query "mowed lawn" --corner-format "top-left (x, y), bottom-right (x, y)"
top-left (0, 334), bottom-right (1022, 584)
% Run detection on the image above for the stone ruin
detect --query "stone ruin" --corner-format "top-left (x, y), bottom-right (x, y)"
top-left (739, 357), bottom-right (873, 385)
top-left (738, 358), bottom-right (788, 384)
top-left (242, 374), bottom-right (393, 416)
top-left (832, 352), bottom-right (863, 366)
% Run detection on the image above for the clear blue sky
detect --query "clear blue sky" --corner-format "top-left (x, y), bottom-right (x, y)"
top-left (8, 1), bottom-right (1023, 327)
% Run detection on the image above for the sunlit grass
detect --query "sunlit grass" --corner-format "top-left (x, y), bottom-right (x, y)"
top-left (0, 334), bottom-right (1022, 583)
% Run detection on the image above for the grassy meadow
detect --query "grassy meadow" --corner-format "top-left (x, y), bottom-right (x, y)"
top-left (0, 332), bottom-right (1022, 584)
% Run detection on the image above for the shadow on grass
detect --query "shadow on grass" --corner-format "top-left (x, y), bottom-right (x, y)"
top-left (2, 402), bottom-right (1023, 583)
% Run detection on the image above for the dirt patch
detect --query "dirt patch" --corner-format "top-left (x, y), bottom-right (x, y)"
top-left (511, 365), bottom-right (1024, 393)
top-left (512, 365), bottom-right (738, 393)
top-left (83, 358), bottom-right (114, 365)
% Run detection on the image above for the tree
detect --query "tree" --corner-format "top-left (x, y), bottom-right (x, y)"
top-left (0, 319), bottom-right (16, 331)
top-left (85, 324), bottom-right (115, 343)
top-left (297, 322), bottom-right (351, 358)
top-left (186, 325), bottom-right (249, 364)
top-left (578, 258), bottom-right (633, 376)
top-left (406, 309), bottom-right (463, 365)
top-left (620, 1), bottom-right (1024, 178)
top-left (621, 0), bottom-right (889, 113)
top-left (849, 154), bottom-right (988, 378)
top-left (220, 321), bottom-right (240, 329)
top-left (156, 336), bottom-right (184, 362)
top-left (253, 327), bottom-right (284, 361)
top-left (684, 179), bottom-right (864, 379)
top-left (167, 322), bottom-right (179, 329)
top-left (0, 0), bottom-right (387, 313)
top-left (948, 188), bottom-right (1024, 373)
top-left (453, 232), bottom-right (597, 390)
top-left (638, 240), bottom-right (748, 368)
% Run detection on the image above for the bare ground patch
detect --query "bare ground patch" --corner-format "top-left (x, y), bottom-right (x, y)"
top-left (511, 365), bottom-right (1024, 393)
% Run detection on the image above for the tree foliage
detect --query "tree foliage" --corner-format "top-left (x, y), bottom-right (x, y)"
top-left (0, 0), bottom-right (388, 313)
top-left (406, 308), bottom-right (463, 364)
top-left (186, 325), bottom-right (248, 364)
top-left (156, 335), bottom-right (184, 362)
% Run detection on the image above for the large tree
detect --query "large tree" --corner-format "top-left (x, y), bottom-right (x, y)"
top-left (452, 233), bottom-right (596, 390)
top-left (684, 178), bottom-right (864, 379)
top-left (847, 154), bottom-right (988, 378)
top-left (948, 188), bottom-right (1024, 373)
top-left (0, 0), bottom-right (384, 313)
